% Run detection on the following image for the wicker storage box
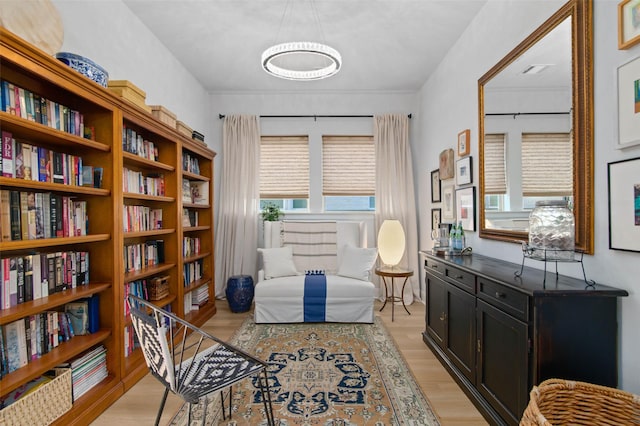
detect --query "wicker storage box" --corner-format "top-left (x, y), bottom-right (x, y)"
top-left (520, 378), bottom-right (640, 425)
top-left (0, 368), bottom-right (72, 426)
top-left (176, 120), bottom-right (193, 138)
top-left (148, 275), bottom-right (170, 301)
top-left (107, 80), bottom-right (151, 113)
top-left (150, 105), bottom-right (177, 128)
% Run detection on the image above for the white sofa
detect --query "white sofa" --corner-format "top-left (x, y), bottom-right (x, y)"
top-left (254, 221), bottom-right (377, 323)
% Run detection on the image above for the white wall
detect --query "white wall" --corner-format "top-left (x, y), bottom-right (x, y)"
top-left (414, 0), bottom-right (640, 393)
top-left (52, 0), bottom-right (211, 143)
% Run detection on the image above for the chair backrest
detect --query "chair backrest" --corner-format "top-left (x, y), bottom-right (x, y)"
top-left (128, 299), bottom-right (177, 391)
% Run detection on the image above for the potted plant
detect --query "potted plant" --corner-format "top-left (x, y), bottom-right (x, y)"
top-left (260, 202), bottom-right (283, 222)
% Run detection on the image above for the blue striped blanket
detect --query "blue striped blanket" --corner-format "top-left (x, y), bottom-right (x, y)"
top-left (304, 271), bottom-right (327, 322)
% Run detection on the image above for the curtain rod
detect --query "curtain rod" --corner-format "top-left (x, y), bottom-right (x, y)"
top-left (218, 113), bottom-right (412, 120)
top-left (486, 112), bottom-right (570, 118)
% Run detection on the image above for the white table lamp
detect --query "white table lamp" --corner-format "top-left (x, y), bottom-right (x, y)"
top-left (377, 219), bottom-right (406, 267)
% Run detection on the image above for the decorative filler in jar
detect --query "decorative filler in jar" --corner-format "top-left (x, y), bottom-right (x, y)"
top-left (528, 200), bottom-right (575, 260)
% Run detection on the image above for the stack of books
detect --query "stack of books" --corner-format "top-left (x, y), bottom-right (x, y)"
top-left (65, 345), bottom-right (107, 400)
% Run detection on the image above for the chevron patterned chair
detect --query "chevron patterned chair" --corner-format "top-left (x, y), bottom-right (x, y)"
top-left (126, 295), bottom-right (275, 426)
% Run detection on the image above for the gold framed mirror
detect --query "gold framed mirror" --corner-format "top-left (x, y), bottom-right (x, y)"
top-left (478, 0), bottom-right (593, 254)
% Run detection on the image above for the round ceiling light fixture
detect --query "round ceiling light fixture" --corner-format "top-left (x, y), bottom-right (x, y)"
top-left (261, 41), bottom-right (342, 81)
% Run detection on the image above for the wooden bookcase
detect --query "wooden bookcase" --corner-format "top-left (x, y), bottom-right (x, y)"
top-left (0, 28), bottom-right (121, 425)
top-left (0, 28), bottom-right (217, 422)
top-left (179, 139), bottom-right (216, 326)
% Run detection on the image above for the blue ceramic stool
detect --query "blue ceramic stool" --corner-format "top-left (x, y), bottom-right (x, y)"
top-left (226, 275), bottom-right (254, 313)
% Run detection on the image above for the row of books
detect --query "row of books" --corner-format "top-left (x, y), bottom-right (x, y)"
top-left (123, 279), bottom-right (155, 317)
top-left (1, 251), bottom-right (90, 309)
top-left (183, 259), bottom-right (203, 287)
top-left (123, 240), bottom-right (165, 273)
top-left (181, 179), bottom-right (208, 205)
top-left (0, 296), bottom-right (98, 378)
top-left (183, 236), bottom-right (201, 257)
top-left (1, 130), bottom-right (101, 189)
top-left (123, 167), bottom-right (165, 196)
top-left (182, 152), bottom-right (200, 174)
top-left (63, 344), bottom-right (107, 400)
top-left (0, 190), bottom-right (88, 242)
top-left (183, 286), bottom-right (209, 315)
top-left (1, 80), bottom-right (90, 139)
top-left (122, 124), bottom-right (160, 161)
top-left (181, 208), bottom-right (199, 227)
top-left (123, 205), bottom-right (163, 233)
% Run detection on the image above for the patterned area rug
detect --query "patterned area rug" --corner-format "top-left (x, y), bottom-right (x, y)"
top-left (170, 318), bottom-right (439, 425)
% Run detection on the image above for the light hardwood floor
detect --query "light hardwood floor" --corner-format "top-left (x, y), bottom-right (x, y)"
top-left (91, 300), bottom-right (488, 425)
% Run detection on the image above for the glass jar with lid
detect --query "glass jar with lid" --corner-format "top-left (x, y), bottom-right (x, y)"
top-left (528, 200), bottom-right (575, 260)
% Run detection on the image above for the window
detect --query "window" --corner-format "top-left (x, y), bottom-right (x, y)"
top-left (259, 136), bottom-right (309, 208)
top-left (484, 133), bottom-right (507, 195)
top-left (322, 135), bottom-right (375, 211)
top-left (521, 132), bottom-right (573, 196)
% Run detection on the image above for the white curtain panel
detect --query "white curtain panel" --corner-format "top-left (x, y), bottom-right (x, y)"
top-left (214, 115), bottom-right (260, 298)
top-left (374, 114), bottom-right (420, 304)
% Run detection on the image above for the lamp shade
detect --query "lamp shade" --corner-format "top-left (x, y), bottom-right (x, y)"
top-left (377, 220), bottom-right (406, 266)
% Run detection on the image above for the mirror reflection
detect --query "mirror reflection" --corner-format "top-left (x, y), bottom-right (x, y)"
top-left (482, 17), bottom-right (572, 233)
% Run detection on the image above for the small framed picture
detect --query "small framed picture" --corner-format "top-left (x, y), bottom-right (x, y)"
top-left (455, 186), bottom-right (476, 231)
top-left (618, 0), bottom-right (640, 50)
top-left (431, 208), bottom-right (442, 231)
top-left (456, 156), bottom-right (473, 186)
top-left (617, 56), bottom-right (640, 148)
top-left (439, 148), bottom-right (455, 180)
top-left (431, 169), bottom-right (441, 202)
top-left (458, 129), bottom-right (471, 157)
top-left (442, 183), bottom-right (456, 223)
top-left (608, 156), bottom-right (640, 252)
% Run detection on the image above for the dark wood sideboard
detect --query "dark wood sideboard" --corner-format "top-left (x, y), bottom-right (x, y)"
top-left (420, 251), bottom-right (628, 426)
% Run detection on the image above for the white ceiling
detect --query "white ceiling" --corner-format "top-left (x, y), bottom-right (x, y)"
top-left (122, 0), bottom-right (488, 93)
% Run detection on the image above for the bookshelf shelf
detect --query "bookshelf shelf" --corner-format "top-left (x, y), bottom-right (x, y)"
top-left (123, 192), bottom-right (175, 203)
top-left (123, 228), bottom-right (176, 239)
top-left (123, 263), bottom-right (176, 282)
top-left (0, 234), bottom-right (111, 251)
top-left (0, 282), bottom-right (111, 325)
top-left (182, 202), bottom-right (210, 209)
top-left (0, 329), bottom-right (111, 396)
top-left (182, 170), bottom-right (210, 181)
top-left (185, 301), bottom-right (216, 327)
top-left (183, 276), bottom-right (211, 294)
top-left (0, 176), bottom-right (111, 195)
top-left (183, 225), bottom-right (211, 232)
top-left (183, 252), bottom-right (211, 263)
top-left (122, 151), bottom-right (175, 172)
top-left (0, 112), bottom-right (112, 153)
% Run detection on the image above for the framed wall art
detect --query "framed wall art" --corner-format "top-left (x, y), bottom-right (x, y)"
top-left (431, 169), bottom-right (441, 202)
top-left (455, 186), bottom-right (476, 231)
top-left (439, 148), bottom-right (455, 180)
top-left (457, 129), bottom-right (471, 157)
top-left (442, 183), bottom-right (456, 223)
top-left (456, 156), bottom-right (473, 186)
top-left (608, 156), bottom-right (640, 252)
top-left (617, 56), bottom-right (640, 148)
top-left (619, 0), bottom-right (640, 50)
top-left (431, 208), bottom-right (441, 231)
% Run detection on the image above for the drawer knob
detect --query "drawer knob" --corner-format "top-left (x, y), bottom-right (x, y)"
top-left (455, 275), bottom-right (464, 279)
top-left (495, 291), bottom-right (506, 299)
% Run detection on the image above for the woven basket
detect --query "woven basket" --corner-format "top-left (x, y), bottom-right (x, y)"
top-left (0, 368), bottom-right (72, 426)
top-left (520, 378), bottom-right (640, 425)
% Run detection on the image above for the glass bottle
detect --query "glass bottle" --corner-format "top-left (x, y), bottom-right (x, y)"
top-left (528, 200), bottom-right (575, 260)
top-left (458, 221), bottom-right (465, 250)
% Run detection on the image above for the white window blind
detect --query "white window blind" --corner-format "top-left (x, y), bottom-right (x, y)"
top-left (322, 135), bottom-right (375, 196)
top-left (484, 133), bottom-right (507, 195)
top-left (521, 132), bottom-right (573, 196)
top-left (260, 135), bottom-right (309, 199)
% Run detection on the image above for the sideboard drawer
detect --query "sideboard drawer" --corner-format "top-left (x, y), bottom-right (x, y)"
top-left (424, 258), bottom-right (445, 276)
top-left (478, 279), bottom-right (529, 321)
top-left (445, 265), bottom-right (476, 293)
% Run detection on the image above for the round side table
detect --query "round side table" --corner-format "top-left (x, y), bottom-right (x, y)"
top-left (375, 267), bottom-right (413, 321)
